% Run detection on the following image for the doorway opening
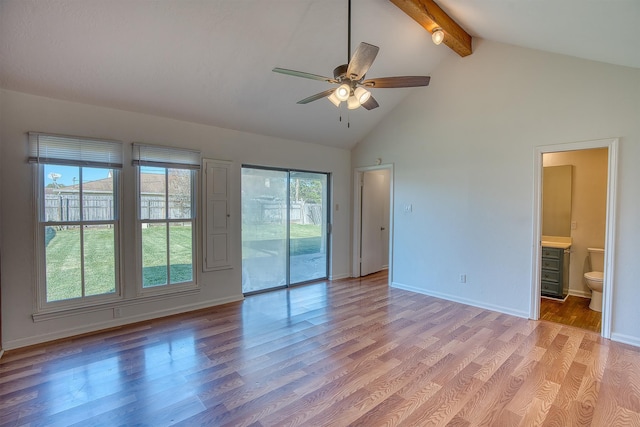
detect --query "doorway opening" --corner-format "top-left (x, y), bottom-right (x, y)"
top-left (531, 138), bottom-right (618, 338)
top-left (352, 165), bottom-right (393, 282)
top-left (241, 166), bottom-right (330, 294)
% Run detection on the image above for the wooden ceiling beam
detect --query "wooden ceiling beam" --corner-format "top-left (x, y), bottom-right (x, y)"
top-left (389, 0), bottom-right (472, 57)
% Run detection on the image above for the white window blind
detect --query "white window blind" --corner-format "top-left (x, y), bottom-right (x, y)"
top-left (28, 132), bottom-right (123, 168)
top-left (132, 143), bottom-right (201, 170)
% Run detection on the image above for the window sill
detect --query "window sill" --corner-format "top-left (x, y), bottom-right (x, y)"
top-left (137, 282), bottom-right (199, 298)
top-left (32, 286), bottom-right (201, 322)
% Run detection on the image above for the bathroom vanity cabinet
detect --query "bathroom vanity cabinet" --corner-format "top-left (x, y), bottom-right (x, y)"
top-left (541, 246), bottom-right (570, 299)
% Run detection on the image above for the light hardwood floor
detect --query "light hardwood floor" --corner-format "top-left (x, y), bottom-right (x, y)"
top-left (2, 271), bottom-right (640, 426)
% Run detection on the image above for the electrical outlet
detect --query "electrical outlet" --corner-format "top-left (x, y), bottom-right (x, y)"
top-left (113, 307), bottom-right (122, 318)
top-left (460, 274), bottom-right (467, 283)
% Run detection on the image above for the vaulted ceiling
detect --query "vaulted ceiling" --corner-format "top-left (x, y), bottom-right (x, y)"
top-left (1, 0), bottom-right (639, 149)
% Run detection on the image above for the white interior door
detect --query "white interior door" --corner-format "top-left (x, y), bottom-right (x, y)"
top-left (360, 170), bottom-right (388, 276)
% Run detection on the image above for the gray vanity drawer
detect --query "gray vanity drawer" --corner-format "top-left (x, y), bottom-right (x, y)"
top-left (541, 258), bottom-right (560, 271)
top-left (542, 247), bottom-right (562, 259)
top-left (541, 280), bottom-right (561, 295)
top-left (541, 269), bottom-right (560, 283)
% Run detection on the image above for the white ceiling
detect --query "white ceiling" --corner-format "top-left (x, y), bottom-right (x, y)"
top-left (1, 0), bottom-right (639, 150)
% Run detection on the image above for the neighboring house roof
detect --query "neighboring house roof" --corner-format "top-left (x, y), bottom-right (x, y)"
top-left (46, 173), bottom-right (186, 196)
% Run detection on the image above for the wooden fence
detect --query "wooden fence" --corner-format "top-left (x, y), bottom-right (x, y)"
top-left (242, 200), bottom-right (322, 225)
top-left (45, 194), bottom-right (191, 221)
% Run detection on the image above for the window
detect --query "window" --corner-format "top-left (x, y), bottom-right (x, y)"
top-left (30, 132), bottom-right (122, 310)
top-left (133, 144), bottom-right (200, 292)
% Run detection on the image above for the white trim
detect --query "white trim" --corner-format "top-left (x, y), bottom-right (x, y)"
top-left (530, 138), bottom-right (618, 339)
top-left (611, 333), bottom-right (640, 348)
top-left (602, 142), bottom-right (618, 339)
top-left (32, 287), bottom-right (201, 322)
top-left (392, 281), bottom-right (529, 319)
top-left (6, 295), bottom-right (244, 351)
top-left (352, 164), bottom-right (394, 288)
top-left (329, 273), bottom-right (350, 281)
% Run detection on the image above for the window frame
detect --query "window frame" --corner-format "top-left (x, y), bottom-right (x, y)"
top-left (31, 134), bottom-right (123, 313)
top-left (133, 144), bottom-right (200, 296)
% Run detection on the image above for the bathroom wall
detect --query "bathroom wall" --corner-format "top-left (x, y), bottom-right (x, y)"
top-left (543, 149), bottom-right (608, 296)
top-left (542, 165), bottom-right (573, 237)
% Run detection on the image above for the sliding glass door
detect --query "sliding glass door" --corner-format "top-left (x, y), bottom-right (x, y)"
top-left (289, 171), bottom-right (328, 284)
top-left (242, 167), bottom-right (329, 294)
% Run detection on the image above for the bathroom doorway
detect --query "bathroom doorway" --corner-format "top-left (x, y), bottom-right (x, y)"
top-left (530, 138), bottom-right (618, 338)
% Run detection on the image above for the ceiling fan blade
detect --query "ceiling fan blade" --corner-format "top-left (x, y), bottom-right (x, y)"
top-left (297, 89), bottom-right (336, 104)
top-left (361, 76), bottom-right (431, 88)
top-left (273, 68), bottom-right (338, 84)
top-left (361, 95), bottom-right (379, 110)
top-left (346, 42), bottom-right (379, 81)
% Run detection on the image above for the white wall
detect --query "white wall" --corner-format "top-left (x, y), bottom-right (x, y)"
top-left (0, 89), bottom-right (351, 349)
top-left (352, 40), bottom-right (640, 346)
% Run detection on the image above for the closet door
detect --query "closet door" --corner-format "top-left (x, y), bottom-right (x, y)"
top-left (203, 159), bottom-right (232, 271)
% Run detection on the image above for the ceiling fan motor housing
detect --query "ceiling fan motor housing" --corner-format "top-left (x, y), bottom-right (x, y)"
top-left (333, 64), bottom-right (348, 80)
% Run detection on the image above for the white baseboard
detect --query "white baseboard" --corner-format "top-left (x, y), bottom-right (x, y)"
top-left (568, 289), bottom-right (591, 298)
top-left (611, 333), bottom-right (640, 348)
top-left (329, 273), bottom-right (350, 280)
top-left (3, 295), bottom-right (244, 351)
top-left (0, 348), bottom-right (4, 361)
top-left (392, 281), bottom-right (529, 319)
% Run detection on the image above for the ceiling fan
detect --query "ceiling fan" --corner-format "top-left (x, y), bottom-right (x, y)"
top-left (272, 0), bottom-right (431, 111)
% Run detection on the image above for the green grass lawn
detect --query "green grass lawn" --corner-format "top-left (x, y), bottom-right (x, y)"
top-left (45, 225), bottom-right (193, 302)
top-left (242, 223), bottom-right (321, 240)
top-left (242, 223), bottom-right (324, 259)
top-left (142, 224), bottom-right (193, 287)
top-left (46, 222), bottom-right (320, 301)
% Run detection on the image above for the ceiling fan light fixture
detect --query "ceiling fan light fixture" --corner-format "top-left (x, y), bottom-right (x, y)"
top-left (354, 87), bottom-right (371, 104)
top-left (327, 91), bottom-right (342, 107)
top-left (432, 28), bottom-right (445, 45)
top-left (347, 95), bottom-right (361, 110)
top-left (335, 84), bottom-right (351, 101)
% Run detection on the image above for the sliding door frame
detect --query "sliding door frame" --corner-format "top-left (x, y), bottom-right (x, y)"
top-left (241, 165), bottom-right (331, 295)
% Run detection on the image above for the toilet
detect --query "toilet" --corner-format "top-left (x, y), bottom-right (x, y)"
top-left (584, 248), bottom-right (605, 312)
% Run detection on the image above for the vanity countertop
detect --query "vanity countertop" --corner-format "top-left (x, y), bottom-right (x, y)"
top-left (542, 241), bottom-right (572, 249)
top-left (541, 235), bottom-right (572, 250)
